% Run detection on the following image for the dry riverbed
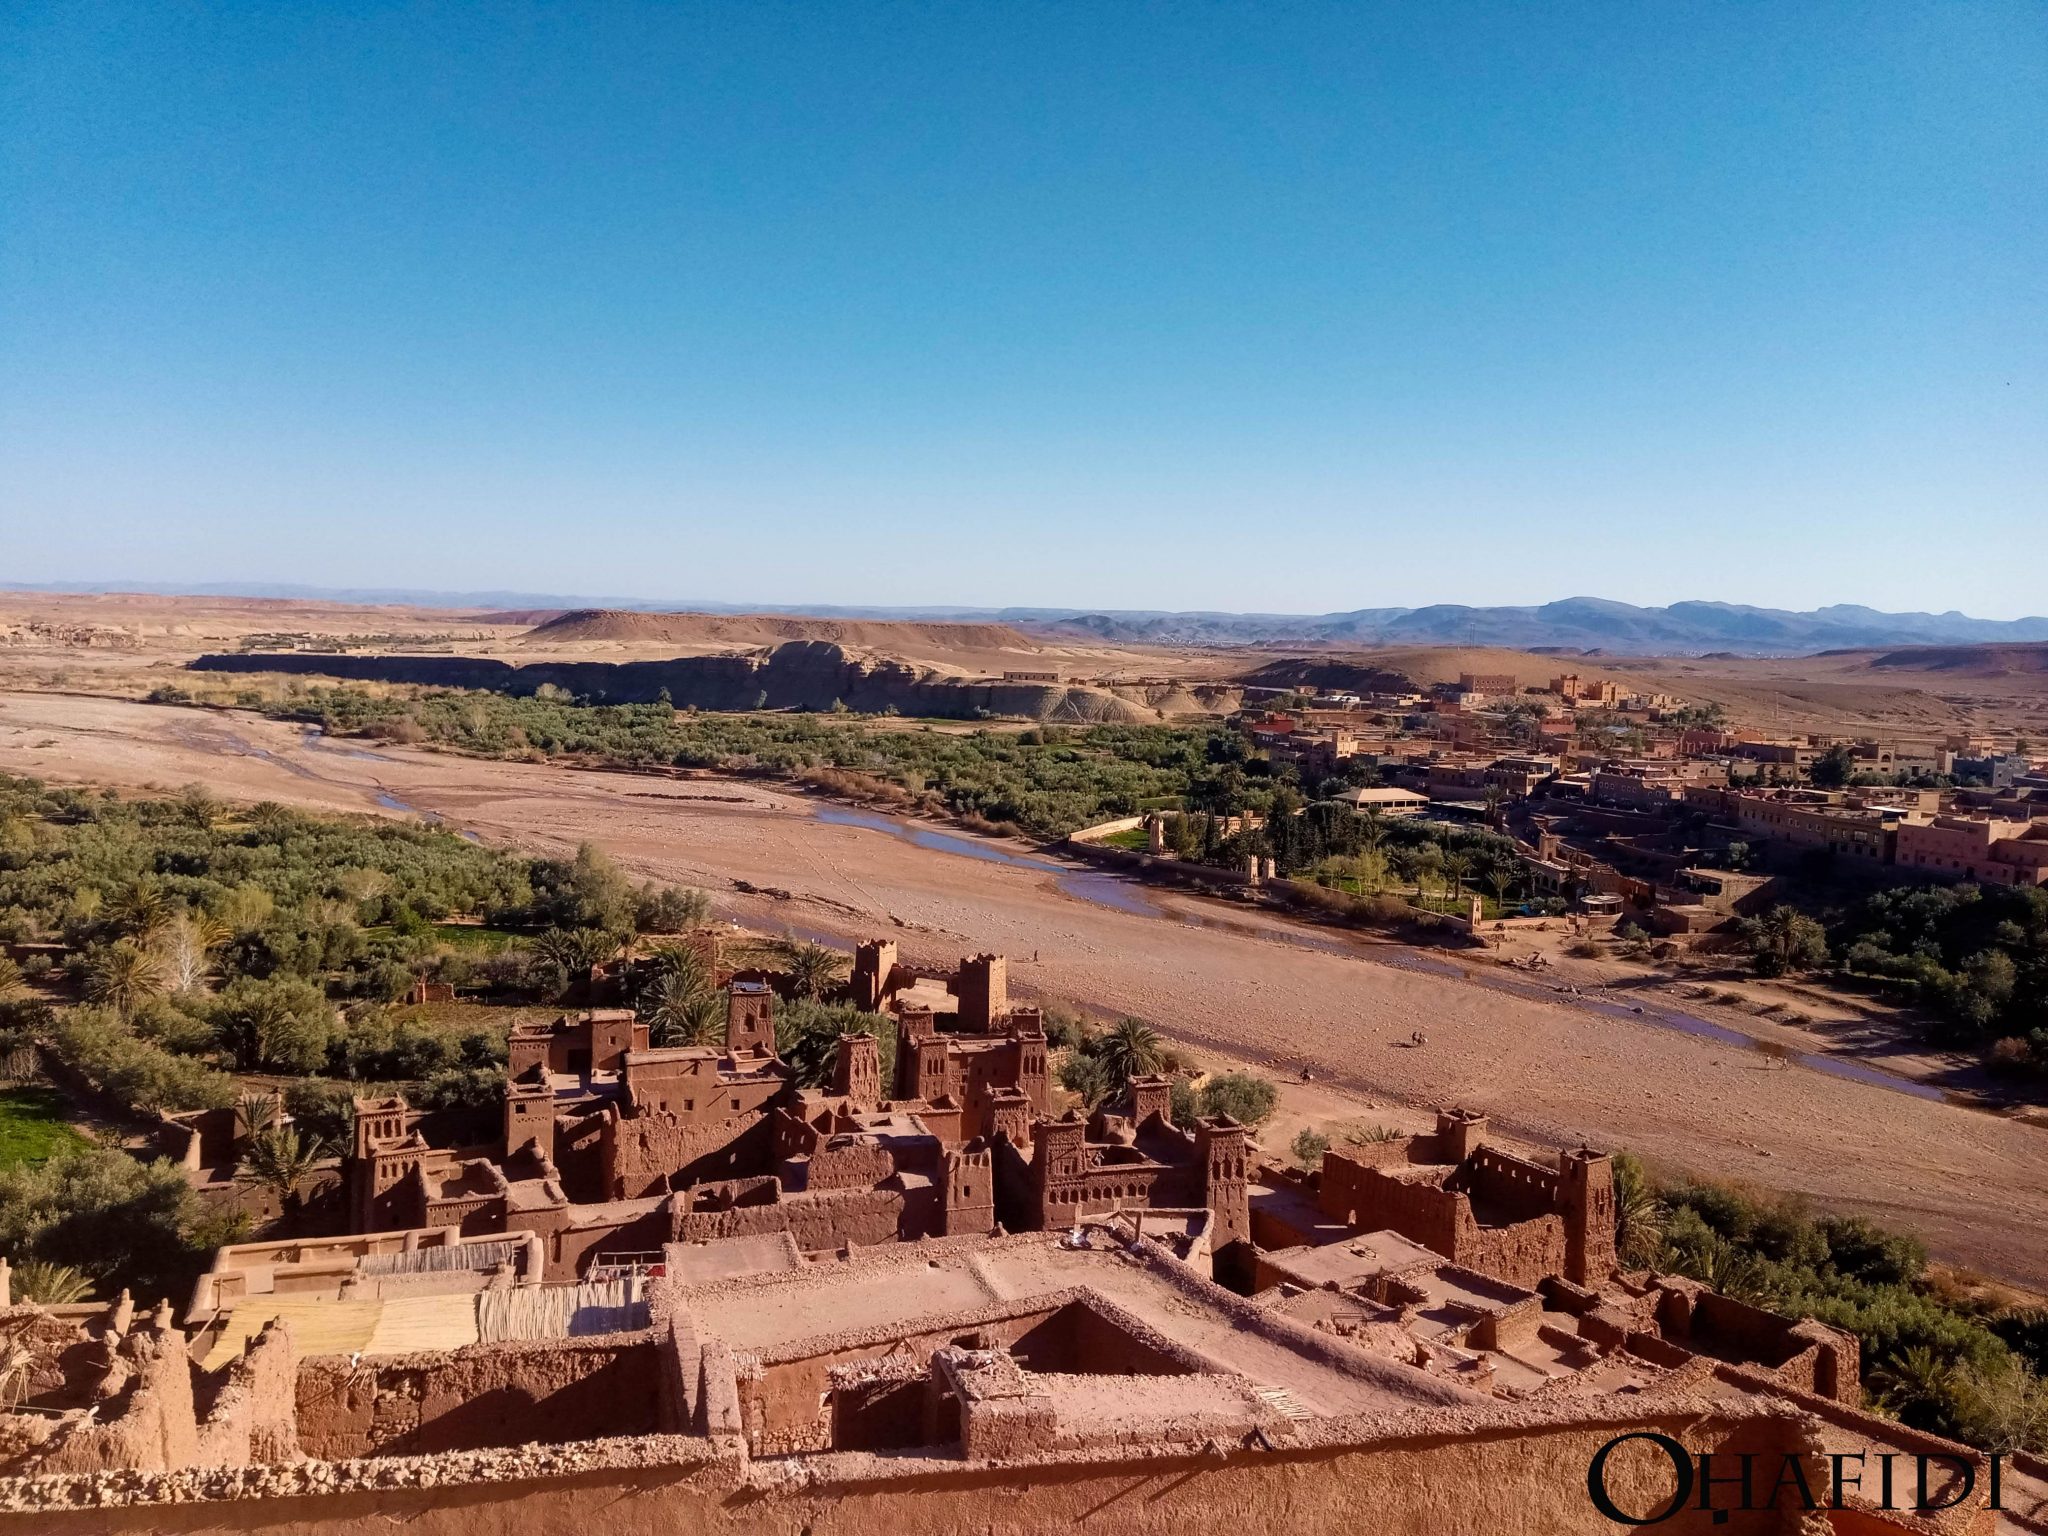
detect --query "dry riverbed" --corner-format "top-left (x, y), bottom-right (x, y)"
top-left (3, 689), bottom-right (2045, 1287)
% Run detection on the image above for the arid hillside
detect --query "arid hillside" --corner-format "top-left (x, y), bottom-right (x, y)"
top-left (1866, 642), bottom-right (2048, 676)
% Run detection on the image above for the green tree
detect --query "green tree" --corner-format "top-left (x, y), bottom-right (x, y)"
top-left (777, 938), bottom-right (847, 1002)
top-left (1741, 906), bottom-right (1830, 978)
top-left (0, 1149), bottom-right (211, 1301)
top-left (236, 1126), bottom-right (332, 1229)
top-left (1196, 1072), bottom-right (1277, 1125)
top-left (1291, 1128), bottom-right (1330, 1169)
top-left (1810, 743), bottom-right (1859, 789)
top-left (84, 942), bottom-right (169, 1019)
top-left (211, 977), bottom-right (333, 1074)
top-left (1095, 1019), bottom-right (1164, 1099)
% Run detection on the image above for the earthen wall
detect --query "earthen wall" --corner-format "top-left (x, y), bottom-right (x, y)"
top-left (293, 1337), bottom-right (663, 1460)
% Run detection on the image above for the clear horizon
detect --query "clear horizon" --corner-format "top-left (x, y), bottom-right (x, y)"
top-left (4, 5), bottom-right (2043, 617)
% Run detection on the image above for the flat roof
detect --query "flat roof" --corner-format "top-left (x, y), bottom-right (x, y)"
top-left (673, 1231), bottom-right (1478, 1418)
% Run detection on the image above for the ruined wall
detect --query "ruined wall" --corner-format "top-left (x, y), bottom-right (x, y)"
top-left (1458, 1214), bottom-right (1569, 1292)
top-left (804, 1139), bottom-right (898, 1193)
top-left (33, 1326), bottom-right (200, 1476)
top-left (603, 1109), bottom-right (771, 1199)
top-left (673, 1187), bottom-right (906, 1253)
top-left (293, 1337), bottom-right (663, 1460)
top-left (1318, 1161), bottom-right (1462, 1258)
top-left (1007, 1303), bottom-right (1198, 1378)
top-left (193, 1323), bottom-right (299, 1468)
top-left (1463, 1148), bottom-right (1564, 1225)
top-left (524, 1201), bottom-right (671, 1282)
top-left (735, 1304), bottom-right (1067, 1457)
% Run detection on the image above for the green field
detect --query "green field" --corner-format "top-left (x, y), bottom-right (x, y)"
top-left (429, 922), bottom-right (529, 952)
top-left (0, 1087), bottom-right (92, 1169)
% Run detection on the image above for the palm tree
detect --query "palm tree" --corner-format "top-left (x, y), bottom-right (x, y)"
top-left (239, 1093), bottom-right (282, 1137)
top-left (1871, 1346), bottom-right (1956, 1423)
top-left (529, 927), bottom-right (620, 1000)
top-left (214, 989), bottom-right (304, 1073)
top-left (106, 880), bottom-right (174, 947)
top-left (1096, 1019), bottom-right (1164, 1098)
top-left (84, 942), bottom-right (169, 1019)
top-left (643, 970), bottom-right (724, 1047)
top-left (642, 940), bottom-right (711, 996)
top-left (1356, 808), bottom-right (1385, 859)
top-left (0, 956), bottom-right (23, 1004)
top-left (778, 938), bottom-right (847, 1002)
top-left (7, 1259), bottom-right (94, 1305)
top-left (1443, 852), bottom-right (1473, 902)
top-left (1612, 1158), bottom-right (1667, 1268)
top-left (1482, 783), bottom-right (1506, 829)
top-left (1485, 862), bottom-right (1517, 912)
top-left (237, 1126), bottom-right (332, 1230)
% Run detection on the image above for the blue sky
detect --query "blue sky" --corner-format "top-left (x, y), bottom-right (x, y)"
top-left (2, 3), bottom-right (2042, 616)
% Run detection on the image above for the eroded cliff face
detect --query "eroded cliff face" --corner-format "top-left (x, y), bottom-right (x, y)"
top-left (191, 643), bottom-right (1164, 722)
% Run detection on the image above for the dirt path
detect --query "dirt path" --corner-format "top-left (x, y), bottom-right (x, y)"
top-left (5, 690), bottom-right (2045, 1286)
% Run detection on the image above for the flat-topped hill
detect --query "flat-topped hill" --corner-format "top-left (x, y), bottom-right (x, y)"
top-left (522, 608), bottom-right (1040, 654)
top-left (1866, 642), bottom-right (2048, 676)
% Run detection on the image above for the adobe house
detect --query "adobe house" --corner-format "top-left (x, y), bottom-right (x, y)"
top-left (1258, 1109), bottom-right (1616, 1290)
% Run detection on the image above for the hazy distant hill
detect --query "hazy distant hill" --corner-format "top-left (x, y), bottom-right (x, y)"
top-left (1042, 599), bottom-right (2048, 655)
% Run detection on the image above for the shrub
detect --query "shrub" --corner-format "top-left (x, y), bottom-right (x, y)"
top-left (1196, 1072), bottom-right (1277, 1126)
top-left (414, 1066), bottom-right (505, 1114)
top-left (284, 1077), bottom-right (359, 1144)
top-left (1291, 1128), bottom-right (1330, 1168)
top-left (0, 1148), bottom-right (219, 1302)
top-left (44, 1008), bottom-right (237, 1113)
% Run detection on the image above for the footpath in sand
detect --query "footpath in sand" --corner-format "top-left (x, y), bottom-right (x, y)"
top-left (3, 690), bottom-right (2045, 1289)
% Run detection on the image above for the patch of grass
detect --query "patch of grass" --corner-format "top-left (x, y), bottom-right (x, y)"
top-left (0, 1087), bottom-right (92, 1169)
top-left (430, 923), bottom-right (527, 952)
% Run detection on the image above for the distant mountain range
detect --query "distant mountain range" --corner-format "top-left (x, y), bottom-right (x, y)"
top-left (10, 582), bottom-right (2046, 657)
top-left (1038, 599), bottom-right (2048, 654)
